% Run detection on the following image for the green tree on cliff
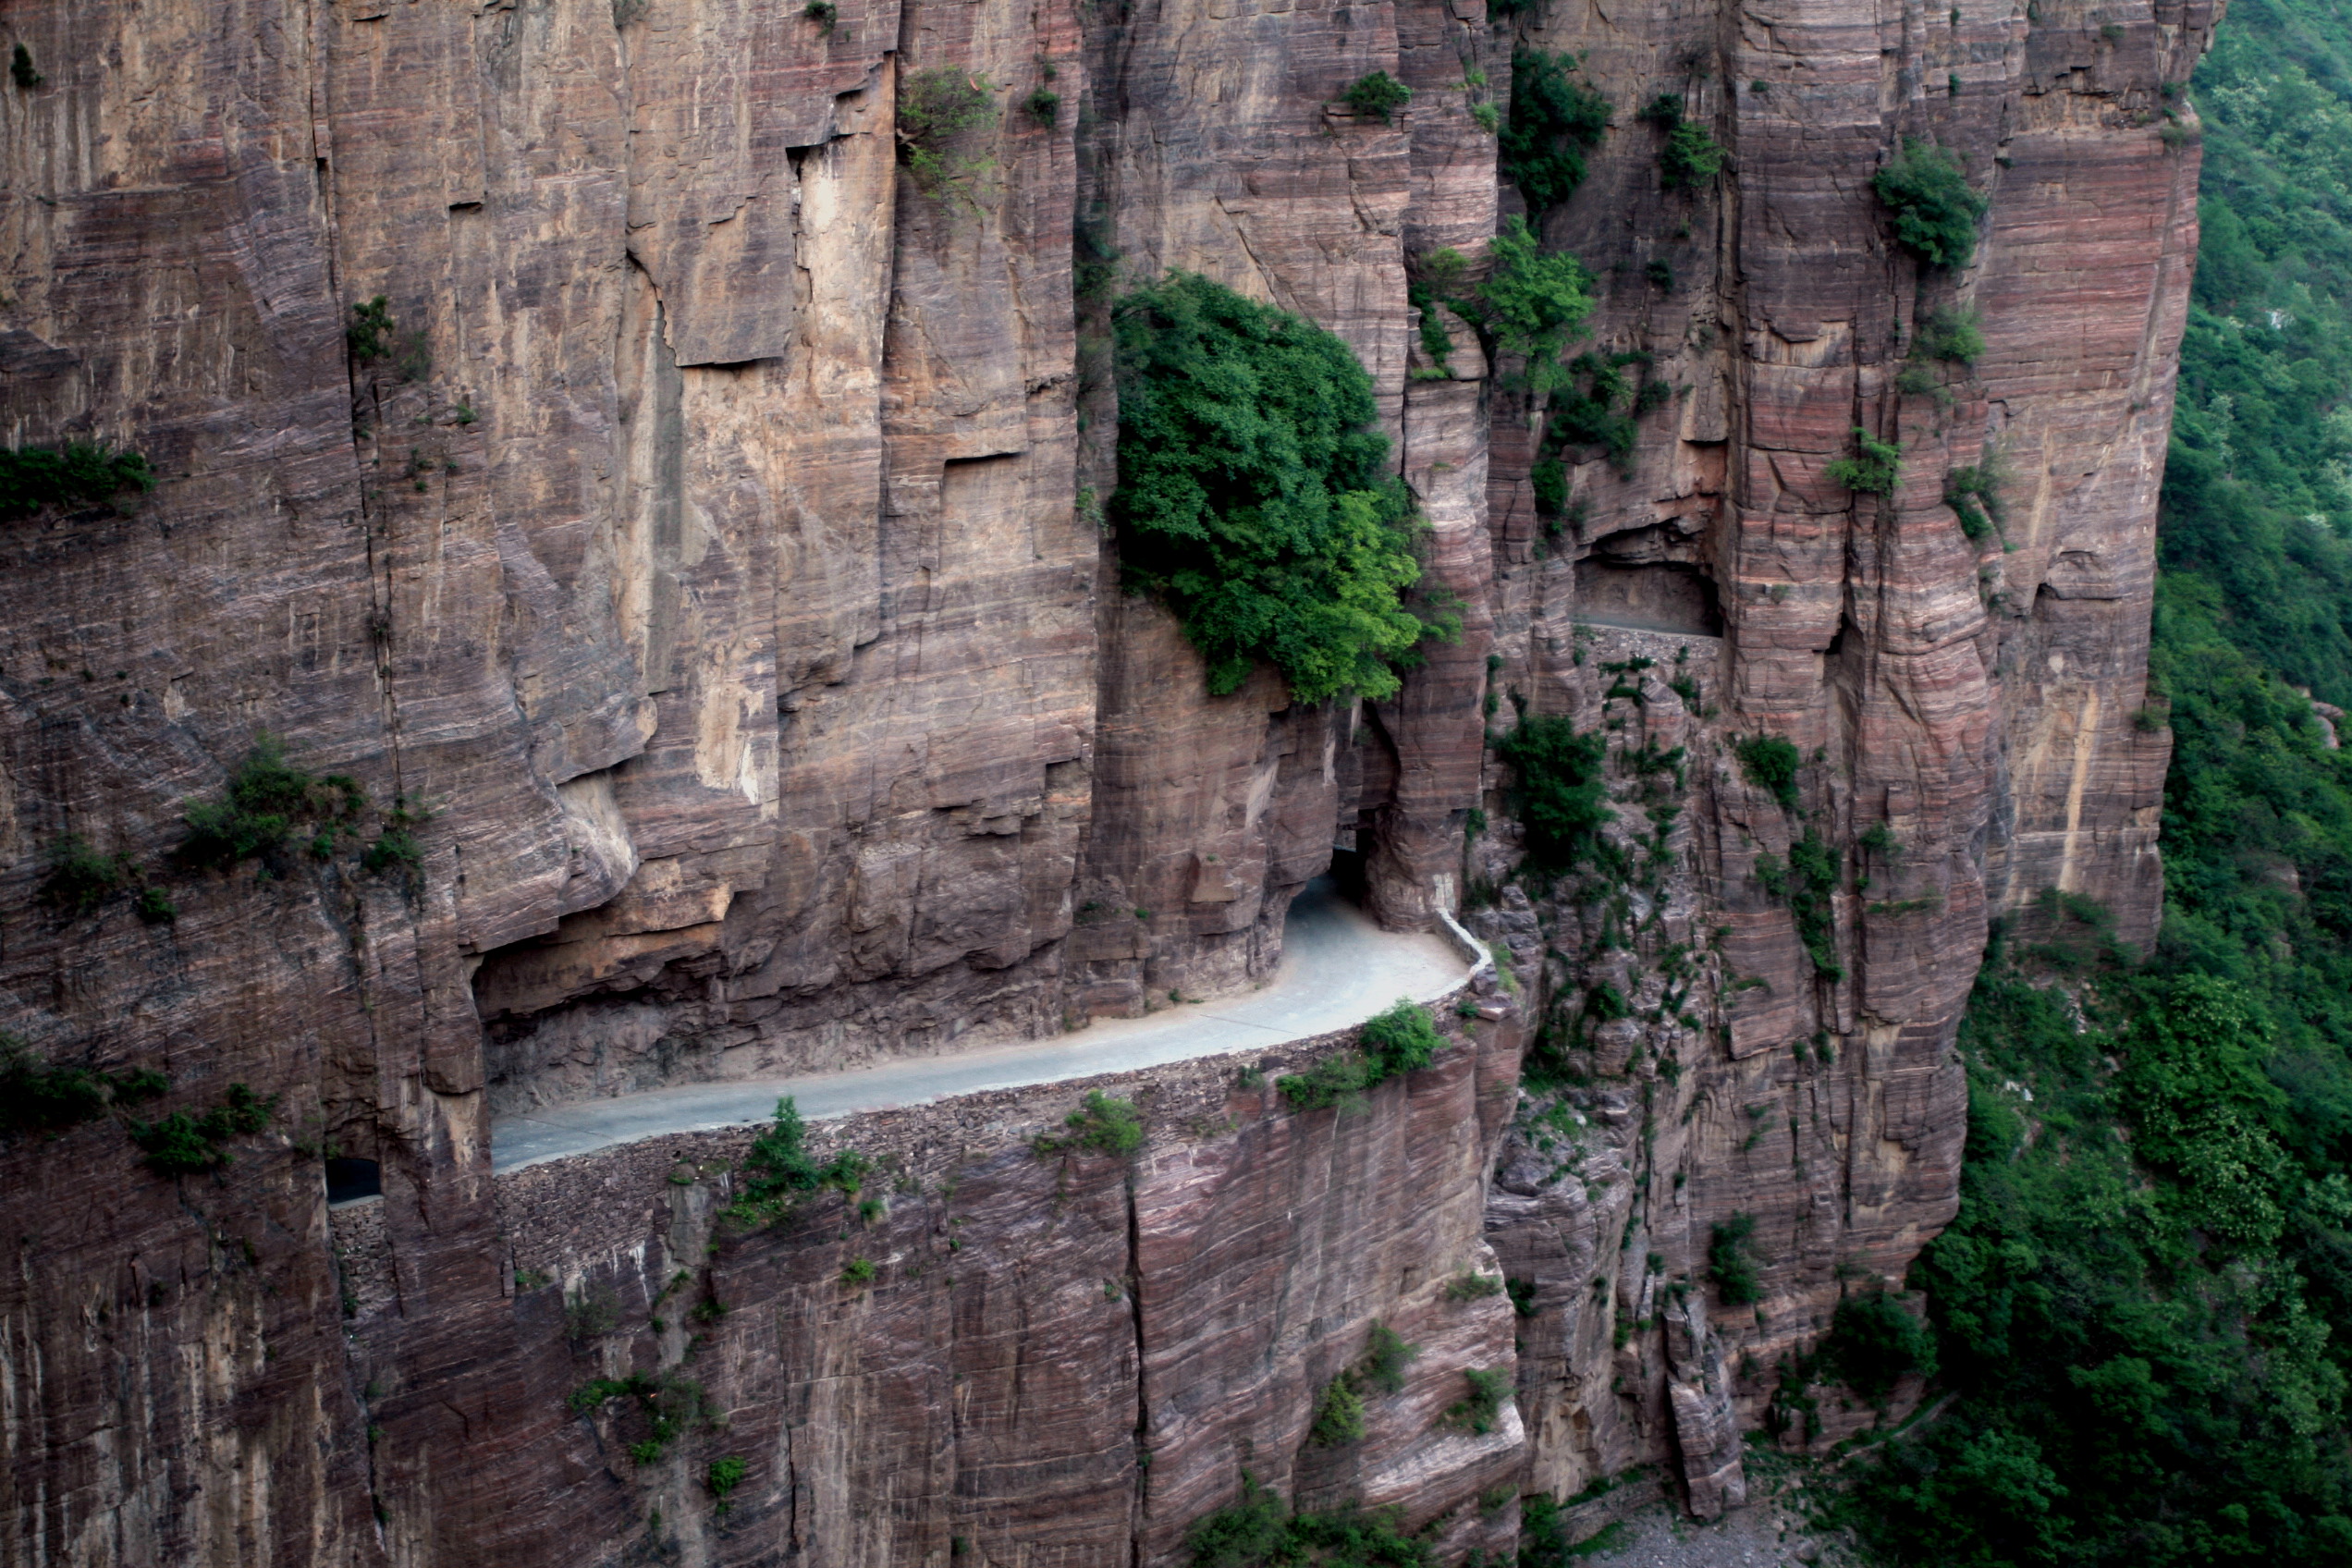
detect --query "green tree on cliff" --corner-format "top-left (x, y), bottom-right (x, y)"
top-left (1111, 273), bottom-right (1430, 704)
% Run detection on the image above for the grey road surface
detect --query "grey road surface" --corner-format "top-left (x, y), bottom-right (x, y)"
top-left (490, 878), bottom-right (1471, 1172)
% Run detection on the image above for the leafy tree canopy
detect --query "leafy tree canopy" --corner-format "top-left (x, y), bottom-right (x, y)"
top-left (1112, 274), bottom-right (1429, 704)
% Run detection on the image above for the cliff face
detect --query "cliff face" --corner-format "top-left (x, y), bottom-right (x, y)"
top-left (0, 0), bottom-right (2206, 1556)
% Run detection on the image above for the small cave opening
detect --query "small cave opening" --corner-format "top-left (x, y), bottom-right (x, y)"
top-left (1573, 557), bottom-right (1724, 637)
top-left (325, 1158), bottom-right (382, 1207)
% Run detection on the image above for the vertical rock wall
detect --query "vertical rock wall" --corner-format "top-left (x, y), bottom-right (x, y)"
top-left (1469, 0), bottom-right (2210, 1505)
top-left (0, 0), bottom-right (2207, 1555)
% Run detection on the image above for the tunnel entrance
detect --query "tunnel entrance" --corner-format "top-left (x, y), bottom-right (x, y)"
top-left (326, 1158), bottom-right (382, 1207)
top-left (1323, 844), bottom-right (1369, 903)
top-left (1574, 557), bottom-right (1724, 637)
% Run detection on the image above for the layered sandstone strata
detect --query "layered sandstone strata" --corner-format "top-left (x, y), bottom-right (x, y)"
top-left (1471, 0), bottom-right (2209, 1497)
top-left (0, 0), bottom-right (2206, 1556)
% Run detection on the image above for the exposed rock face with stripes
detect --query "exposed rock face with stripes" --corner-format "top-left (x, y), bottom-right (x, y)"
top-left (0, 0), bottom-right (2204, 1557)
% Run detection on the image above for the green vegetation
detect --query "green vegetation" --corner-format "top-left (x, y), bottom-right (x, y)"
top-left (1520, 1494), bottom-right (1629, 1563)
top-left (1823, 426), bottom-right (1904, 496)
top-left (349, 297), bottom-right (397, 361)
top-left (1307, 1374), bottom-right (1366, 1445)
top-left (1342, 72), bottom-right (1411, 123)
top-left (1357, 999), bottom-right (1444, 1074)
top-left (1355, 1322), bottom-right (1419, 1393)
top-left (11, 44), bottom-right (43, 89)
top-left (1913, 306), bottom-right (1986, 363)
top-left (1111, 273), bottom-right (1429, 704)
top-left (179, 736), bottom-right (368, 873)
top-left (1185, 1474), bottom-right (1428, 1568)
top-left (1496, 717), bottom-right (1611, 870)
top-left (1535, 349), bottom-right (1666, 474)
top-left (564, 1285), bottom-right (621, 1340)
top-left (897, 68), bottom-right (999, 201)
top-left (1734, 735), bottom-right (1802, 811)
top-left (1471, 219), bottom-right (1597, 395)
top-left (1277, 1001), bottom-right (1445, 1111)
top-left (1783, 828), bottom-right (1842, 979)
top-left (706, 1455), bottom-right (749, 1508)
top-left (1305, 1320), bottom-right (1421, 1447)
top-left (1945, 454), bottom-right (2009, 542)
top-left (0, 1036), bottom-right (166, 1138)
top-left (568, 1373), bottom-right (708, 1464)
top-left (721, 1096), bottom-right (869, 1226)
top-left (1445, 1271), bottom-right (1504, 1302)
top-left (1819, 1292), bottom-right (1938, 1400)
top-left (1851, 24), bottom-right (2352, 1558)
top-left (348, 297), bottom-right (430, 380)
top-left (1034, 1090), bottom-right (1145, 1157)
top-left (1707, 1212), bottom-right (1760, 1305)
top-left (1440, 1367), bottom-right (1513, 1435)
top-left (1660, 124), bottom-right (1723, 190)
top-left (1023, 86), bottom-right (1060, 125)
top-left (1872, 139), bottom-right (1990, 269)
top-left (129, 1084), bottom-right (276, 1176)
top-left (1, 442), bottom-right (157, 522)
top-left (38, 835), bottom-right (136, 916)
top-left (804, 0), bottom-right (838, 29)
top-left (1500, 51), bottom-right (1611, 213)
top-left (839, 1256), bottom-right (877, 1285)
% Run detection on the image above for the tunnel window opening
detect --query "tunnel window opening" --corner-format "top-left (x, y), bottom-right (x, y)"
top-left (325, 1158), bottom-right (382, 1207)
top-left (1573, 558), bottom-right (1724, 637)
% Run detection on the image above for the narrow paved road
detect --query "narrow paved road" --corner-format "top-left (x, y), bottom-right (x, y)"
top-left (491, 879), bottom-right (1472, 1172)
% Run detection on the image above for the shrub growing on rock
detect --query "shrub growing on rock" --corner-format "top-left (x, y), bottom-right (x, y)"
top-left (706, 1455), bottom-right (749, 1509)
top-left (1307, 1375), bottom-right (1367, 1445)
top-left (1112, 273), bottom-right (1427, 704)
top-left (1945, 451), bottom-right (2009, 541)
top-left (1501, 49), bottom-right (1611, 212)
top-left (1184, 1475), bottom-right (1427, 1568)
top-left (1873, 139), bottom-right (1989, 268)
top-left (129, 1084), bottom-right (276, 1176)
top-left (1276, 1001), bottom-right (1445, 1111)
top-left (1913, 306), bottom-right (1985, 363)
top-left (1824, 426), bottom-right (1904, 496)
top-left (1356, 999), bottom-right (1443, 1076)
top-left (1465, 217), bottom-right (1595, 396)
top-left (1735, 735), bottom-right (1802, 810)
top-left (179, 736), bottom-right (367, 872)
top-left (0, 1035), bottom-right (166, 1138)
top-left (38, 835), bottom-right (135, 916)
top-left (1355, 1322), bottom-right (1420, 1393)
top-left (1709, 1212), bottom-right (1761, 1304)
top-left (1660, 120), bottom-right (1724, 190)
top-left (1034, 1090), bottom-right (1145, 1157)
top-left (1496, 716), bottom-right (1611, 869)
top-left (0, 441), bottom-right (155, 521)
top-left (723, 1096), bottom-right (869, 1226)
top-left (1341, 71), bottom-right (1411, 123)
top-left (1441, 1367), bottom-right (1513, 1434)
top-left (898, 67), bottom-right (999, 202)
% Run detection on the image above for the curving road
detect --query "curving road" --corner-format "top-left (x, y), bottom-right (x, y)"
top-left (490, 878), bottom-right (1474, 1172)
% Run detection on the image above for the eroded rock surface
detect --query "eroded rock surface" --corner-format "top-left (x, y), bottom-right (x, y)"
top-left (0, 0), bottom-right (2205, 1556)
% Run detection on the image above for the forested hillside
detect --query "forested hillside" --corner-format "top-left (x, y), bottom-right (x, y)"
top-left (1846, 2), bottom-right (2352, 1560)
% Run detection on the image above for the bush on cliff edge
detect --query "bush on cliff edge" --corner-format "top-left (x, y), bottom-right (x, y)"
top-left (1112, 273), bottom-right (1430, 704)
